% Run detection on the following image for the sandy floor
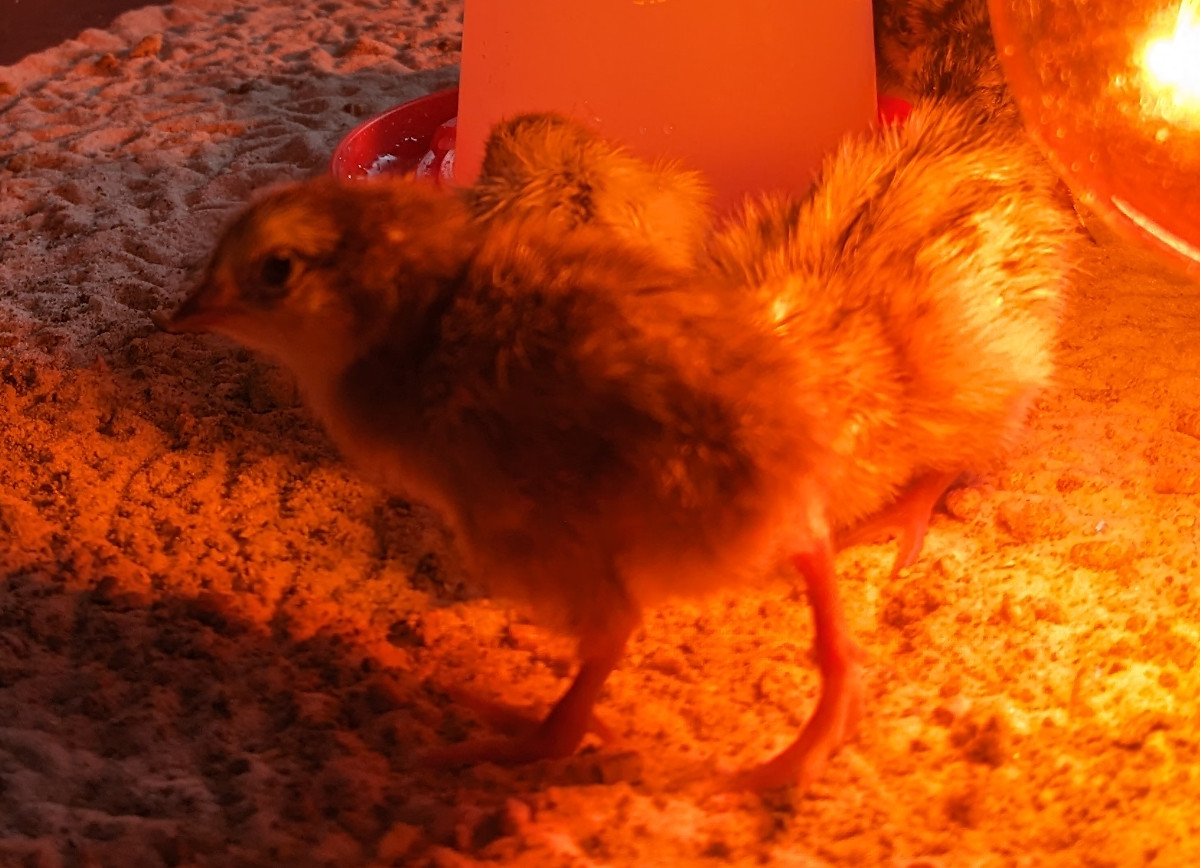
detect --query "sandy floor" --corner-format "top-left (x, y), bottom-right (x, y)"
top-left (1, 1), bottom-right (1199, 866)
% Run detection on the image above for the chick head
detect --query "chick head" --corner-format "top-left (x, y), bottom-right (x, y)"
top-left (156, 177), bottom-right (476, 382)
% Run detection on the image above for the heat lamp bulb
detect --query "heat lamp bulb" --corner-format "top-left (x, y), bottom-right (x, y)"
top-left (988, 0), bottom-right (1200, 277)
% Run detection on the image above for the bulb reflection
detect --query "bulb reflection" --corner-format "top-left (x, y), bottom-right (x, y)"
top-left (1140, 1), bottom-right (1200, 125)
top-left (989, 0), bottom-right (1200, 277)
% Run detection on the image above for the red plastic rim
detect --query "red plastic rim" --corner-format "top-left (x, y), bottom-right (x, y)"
top-left (329, 87), bottom-right (913, 184)
top-left (329, 87), bottom-right (460, 182)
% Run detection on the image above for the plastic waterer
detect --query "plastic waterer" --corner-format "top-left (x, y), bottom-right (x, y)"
top-left (453, 0), bottom-right (878, 210)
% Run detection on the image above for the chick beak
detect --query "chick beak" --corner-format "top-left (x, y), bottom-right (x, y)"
top-left (151, 277), bottom-right (233, 335)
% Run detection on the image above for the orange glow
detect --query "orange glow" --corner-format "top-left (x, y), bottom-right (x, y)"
top-left (1140, 1), bottom-right (1200, 125)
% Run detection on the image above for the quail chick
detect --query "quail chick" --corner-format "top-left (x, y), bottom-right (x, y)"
top-left (693, 98), bottom-right (1079, 788)
top-left (465, 112), bottom-right (713, 269)
top-left (706, 97), bottom-right (1079, 583)
top-left (155, 176), bottom-right (838, 784)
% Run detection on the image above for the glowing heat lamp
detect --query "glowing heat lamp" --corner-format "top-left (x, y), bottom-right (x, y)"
top-left (453, 0), bottom-right (878, 211)
top-left (1142, 2), bottom-right (1200, 125)
top-left (989, 0), bottom-right (1200, 277)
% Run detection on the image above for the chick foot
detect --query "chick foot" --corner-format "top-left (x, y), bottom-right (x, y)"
top-left (423, 626), bottom-right (631, 768)
top-left (726, 544), bottom-right (864, 792)
top-left (835, 470), bottom-right (962, 576)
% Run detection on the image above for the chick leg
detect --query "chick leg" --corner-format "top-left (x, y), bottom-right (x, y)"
top-left (424, 614), bottom-right (636, 767)
top-left (835, 470), bottom-right (961, 576)
top-left (727, 540), bottom-right (864, 791)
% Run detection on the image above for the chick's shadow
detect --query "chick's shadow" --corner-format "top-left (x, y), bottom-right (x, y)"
top-left (0, 564), bottom-right (574, 861)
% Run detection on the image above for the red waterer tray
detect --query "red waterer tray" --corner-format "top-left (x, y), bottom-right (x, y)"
top-left (330, 87), bottom-right (913, 185)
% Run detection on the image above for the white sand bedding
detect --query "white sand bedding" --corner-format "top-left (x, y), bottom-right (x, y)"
top-left (2, 2), bottom-right (1199, 866)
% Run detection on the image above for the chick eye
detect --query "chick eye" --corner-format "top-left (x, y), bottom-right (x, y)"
top-left (260, 253), bottom-right (294, 289)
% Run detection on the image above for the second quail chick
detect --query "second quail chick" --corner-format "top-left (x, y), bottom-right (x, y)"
top-left (465, 112), bottom-right (713, 269)
top-left (698, 97), bottom-right (1078, 789)
top-left (707, 97), bottom-right (1079, 578)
